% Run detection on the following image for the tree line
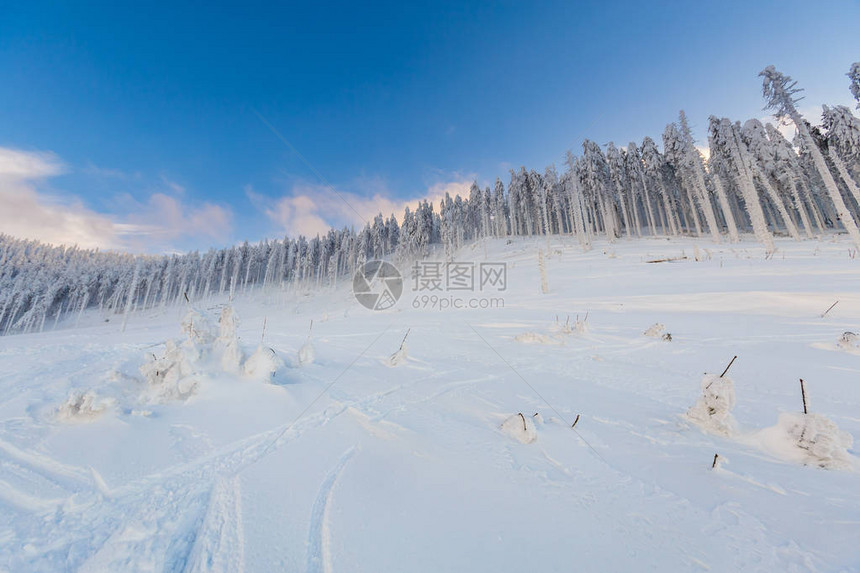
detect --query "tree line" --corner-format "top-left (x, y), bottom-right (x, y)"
top-left (1, 64), bottom-right (859, 334)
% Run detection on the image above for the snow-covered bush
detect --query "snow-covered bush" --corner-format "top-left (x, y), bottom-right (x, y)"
top-left (388, 337), bottom-right (408, 367)
top-left (501, 413), bottom-right (538, 444)
top-left (760, 412), bottom-right (854, 470)
top-left (574, 314), bottom-right (589, 334)
top-left (298, 342), bottom-right (315, 366)
top-left (837, 331), bottom-right (859, 351)
top-left (686, 374), bottom-right (737, 436)
top-left (298, 321), bottom-right (315, 366)
top-left (550, 315), bottom-right (572, 336)
top-left (213, 306), bottom-right (243, 373)
top-left (56, 390), bottom-right (110, 422)
top-left (140, 339), bottom-right (200, 402)
top-left (514, 331), bottom-right (561, 345)
top-left (243, 345), bottom-right (284, 381)
top-left (644, 323), bottom-right (665, 337)
top-left (181, 308), bottom-right (215, 347)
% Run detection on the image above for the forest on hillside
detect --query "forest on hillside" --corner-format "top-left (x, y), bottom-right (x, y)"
top-left (2, 64), bottom-right (859, 335)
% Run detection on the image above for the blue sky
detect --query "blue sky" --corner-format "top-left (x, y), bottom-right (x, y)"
top-left (1, 0), bottom-right (858, 252)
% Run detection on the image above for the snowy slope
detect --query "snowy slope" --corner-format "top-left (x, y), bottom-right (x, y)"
top-left (1, 234), bottom-right (860, 572)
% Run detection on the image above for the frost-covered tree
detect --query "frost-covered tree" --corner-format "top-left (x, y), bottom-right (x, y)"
top-left (822, 105), bottom-right (860, 188)
top-left (849, 62), bottom-right (860, 109)
top-left (739, 119), bottom-right (805, 239)
top-left (708, 117), bottom-right (775, 252)
top-left (641, 136), bottom-right (679, 235)
top-left (626, 142), bottom-right (658, 236)
top-left (760, 65), bottom-right (860, 249)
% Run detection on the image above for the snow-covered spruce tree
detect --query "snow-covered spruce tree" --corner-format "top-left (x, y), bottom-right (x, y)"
top-left (626, 142), bottom-right (658, 236)
top-left (563, 153), bottom-right (592, 249)
top-left (738, 119), bottom-right (804, 239)
top-left (663, 123), bottom-right (704, 236)
top-left (765, 123), bottom-right (827, 232)
top-left (544, 166), bottom-right (566, 236)
top-left (680, 111), bottom-right (730, 242)
top-left (641, 136), bottom-right (679, 235)
top-left (606, 143), bottom-right (635, 237)
top-left (580, 140), bottom-right (619, 239)
top-left (760, 65), bottom-right (860, 249)
top-left (664, 114), bottom-right (724, 242)
top-left (822, 105), bottom-right (860, 191)
top-left (850, 62), bottom-right (860, 109)
top-left (492, 178), bottom-right (508, 237)
top-left (708, 117), bottom-right (776, 252)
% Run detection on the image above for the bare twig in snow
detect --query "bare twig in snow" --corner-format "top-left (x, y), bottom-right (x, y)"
top-left (821, 300), bottom-right (839, 318)
top-left (800, 378), bottom-right (808, 414)
top-left (720, 356), bottom-right (737, 378)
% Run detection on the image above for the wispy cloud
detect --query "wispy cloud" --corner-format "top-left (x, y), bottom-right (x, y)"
top-left (247, 174), bottom-right (475, 237)
top-left (0, 146), bottom-right (233, 252)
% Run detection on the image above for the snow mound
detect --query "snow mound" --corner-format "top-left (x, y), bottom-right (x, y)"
top-left (644, 323), bottom-right (665, 337)
top-left (756, 412), bottom-right (854, 470)
top-left (837, 331), bottom-right (860, 351)
top-left (243, 345), bottom-right (284, 381)
top-left (686, 374), bottom-right (737, 436)
top-left (56, 390), bottom-right (110, 422)
top-left (501, 413), bottom-right (538, 444)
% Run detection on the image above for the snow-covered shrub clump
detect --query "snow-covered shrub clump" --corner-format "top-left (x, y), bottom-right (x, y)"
top-left (298, 321), bottom-right (315, 366)
top-left (214, 306), bottom-right (243, 373)
top-left (140, 339), bottom-right (201, 402)
top-left (837, 331), bottom-right (859, 351)
top-left (181, 308), bottom-right (215, 347)
top-left (644, 323), bottom-right (665, 337)
top-left (514, 331), bottom-right (561, 345)
top-left (501, 413), bottom-right (538, 444)
top-left (759, 413), bottom-right (854, 470)
top-left (56, 390), bottom-right (110, 422)
top-left (517, 315), bottom-right (590, 345)
top-left (298, 342), bottom-right (315, 366)
top-left (686, 374), bottom-right (737, 436)
top-left (550, 316), bottom-right (573, 336)
top-left (243, 345), bottom-right (284, 381)
top-left (388, 342), bottom-right (408, 366)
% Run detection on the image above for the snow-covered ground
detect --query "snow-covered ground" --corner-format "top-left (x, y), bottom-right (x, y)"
top-left (2, 234), bottom-right (860, 572)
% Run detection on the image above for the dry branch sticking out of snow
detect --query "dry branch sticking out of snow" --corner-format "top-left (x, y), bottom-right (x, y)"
top-left (501, 413), bottom-right (538, 444)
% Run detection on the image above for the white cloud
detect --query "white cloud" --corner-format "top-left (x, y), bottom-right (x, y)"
top-left (0, 146), bottom-right (233, 252)
top-left (124, 193), bottom-right (233, 244)
top-left (0, 147), bottom-right (65, 180)
top-left (248, 175), bottom-right (475, 237)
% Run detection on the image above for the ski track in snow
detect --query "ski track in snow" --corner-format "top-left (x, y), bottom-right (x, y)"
top-left (305, 447), bottom-right (357, 573)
